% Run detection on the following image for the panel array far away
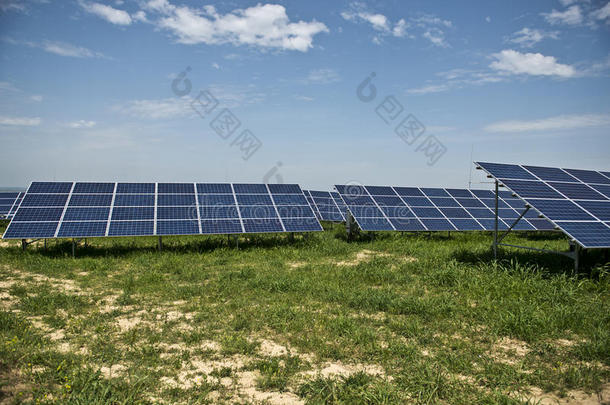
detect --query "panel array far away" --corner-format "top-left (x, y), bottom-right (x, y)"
top-left (304, 190), bottom-right (347, 222)
top-left (335, 184), bottom-right (554, 232)
top-left (3, 182), bottom-right (322, 239)
top-left (476, 162), bottom-right (610, 248)
top-left (0, 192), bottom-right (24, 219)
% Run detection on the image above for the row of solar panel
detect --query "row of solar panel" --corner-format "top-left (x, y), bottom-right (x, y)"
top-left (476, 162), bottom-right (610, 248)
top-left (304, 190), bottom-right (347, 222)
top-left (3, 182), bottom-right (322, 239)
top-left (0, 192), bottom-right (24, 219)
top-left (334, 185), bottom-right (554, 232)
top-left (27, 182), bottom-right (303, 195)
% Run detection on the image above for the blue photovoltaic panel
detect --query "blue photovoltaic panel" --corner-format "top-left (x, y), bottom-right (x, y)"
top-left (476, 162), bottom-right (537, 180)
top-left (476, 162), bottom-right (610, 248)
top-left (3, 182), bottom-right (322, 239)
top-left (1, 192), bottom-right (24, 218)
top-left (335, 185), bottom-right (540, 232)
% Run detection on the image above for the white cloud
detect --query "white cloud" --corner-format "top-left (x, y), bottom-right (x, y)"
top-left (145, 2), bottom-right (328, 52)
top-left (543, 5), bottom-right (583, 25)
top-left (67, 120), bottom-right (96, 128)
top-left (132, 10), bottom-right (147, 23)
top-left (80, 1), bottom-right (132, 25)
top-left (341, 10), bottom-right (389, 31)
top-left (392, 19), bottom-right (408, 37)
top-left (411, 15), bottom-right (452, 28)
top-left (119, 97), bottom-right (192, 119)
top-left (304, 68), bottom-right (340, 84)
top-left (41, 40), bottom-right (107, 58)
top-left (30, 95), bottom-right (43, 102)
top-left (0, 81), bottom-right (19, 92)
top-left (340, 3), bottom-right (410, 41)
top-left (484, 113), bottom-right (610, 133)
top-left (0, 1), bottom-right (26, 12)
top-left (212, 62), bottom-right (220, 70)
top-left (0, 116), bottom-right (41, 126)
top-left (507, 28), bottom-right (559, 48)
top-left (485, 16), bottom-right (491, 23)
top-left (591, 2), bottom-right (610, 21)
top-left (406, 84), bottom-right (452, 95)
top-left (559, 0), bottom-right (577, 6)
top-left (422, 29), bottom-right (448, 47)
top-left (490, 49), bottom-right (576, 78)
top-left (293, 95), bottom-right (314, 102)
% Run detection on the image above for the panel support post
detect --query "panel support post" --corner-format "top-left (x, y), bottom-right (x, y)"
top-left (572, 243), bottom-right (580, 274)
top-left (346, 212), bottom-right (357, 242)
top-left (493, 180), bottom-right (499, 260)
top-left (158, 236), bottom-right (162, 252)
top-left (289, 232), bottom-right (295, 243)
top-left (72, 239), bottom-right (75, 258)
top-left (21, 239), bottom-right (27, 251)
top-left (44, 239), bottom-right (47, 250)
top-left (233, 235), bottom-right (239, 249)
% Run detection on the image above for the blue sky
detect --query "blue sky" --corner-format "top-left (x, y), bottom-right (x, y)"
top-left (0, 0), bottom-right (609, 190)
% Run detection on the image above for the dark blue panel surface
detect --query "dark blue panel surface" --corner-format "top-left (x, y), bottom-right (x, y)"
top-left (450, 219), bottom-right (483, 230)
top-left (4, 222), bottom-right (59, 238)
top-left (68, 194), bottom-right (113, 207)
top-left (501, 179), bottom-right (564, 199)
top-left (197, 183), bottom-right (232, 194)
top-left (21, 194), bottom-right (68, 207)
top-left (563, 169), bottom-right (610, 185)
top-left (200, 219), bottom-right (243, 234)
top-left (528, 200), bottom-right (594, 221)
top-left (111, 207), bottom-right (154, 221)
top-left (393, 187), bottom-right (424, 197)
top-left (402, 196), bottom-right (432, 207)
top-left (477, 162), bottom-right (537, 180)
top-left (157, 194), bottom-right (196, 206)
top-left (234, 184), bottom-right (269, 194)
top-left (503, 198), bottom-right (527, 209)
top-left (199, 206), bottom-right (239, 219)
top-left (236, 194), bottom-right (273, 205)
top-left (157, 206), bottom-right (196, 220)
top-left (318, 211), bottom-right (344, 222)
top-left (479, 199), bottom-right (510, 209)
top-left (335, 184), bottom-right (366, 196)
top-left (471, 189), bottom-right (495, 198)
top-left (13, 208), bottom-right (64, 222)
top-left (576, 201), bottom-right (610, 221)
top-left (511, 220), bottom-right (535, 231)
top-left (64, 207), bottom-right (110, 221)
top-left (116, 183), bottom-right (155, 194)
top-left (477, 219), bottom-right (509, 231)
top-left (591, 184), bottom-right (610, 198)
top-left (239, 206), bottom-right (279, 219)
top-left (372, 196), bottom-right (405, 206)
top-left (157, 220), bottom-right (199, 235)
top-left (548, 182), bottom-right (606, 200)
top-left (72, 182), bottom-right (115, 194)
top-left (268, 184), bottom-right (301, 194)
top-left (390, 218), bottom-right (425, 231)
top-left (430, 198), bottom-right (459, 207)
top-left (523, 165), bottom-right (577, 182)
top-left (198, 194), bottom-right (236, 205)
top-left (113, 194), bottom-right (155, 207)
top-left (421, 188), bottom-right (450, 197)
top-left (282, 218), bottom-right (323, 232)
top-left (420, 218), bottom-right (455, 231)
top-left (528, 219), bottom-right (556, 230)
top-left (0, 193), bottom-right (20, 199)
top-left (29, 182), bottom-right (73, 194)
top-left (466, 208), bottom-right (495, 218)
top-left (242, 218), bottom-right (284, 233)
top-left (158, 183), bottom-right (195, 194)
top-left (439, 208), bottom-right (471, 218)
top-left (276, 205), bottom-right (315, 218)
top-left (381, 206), bottom-right (414, 217)
top-left (498, 208), bottom-right (520, 219)
top-left (348, 206), bottom-right (384, 217)
top-left (58, 221), bottom-right (107, 237)
top-left (554, 222), bottom-right (610, 248)
top-left (273, 194), bottom-right (308, 205)
top-left (456, 198), bottom-right (484, 208)
top-left (445, 189), bottom-right (473, 198)
top-left (108, 221), bottom-right (154, 236)
top-left (355, 217), bottom-right (394, 231)
top-left (365, 186), bottom-right (396, 195)
top-left (411, 207), bottom-right (443, 218)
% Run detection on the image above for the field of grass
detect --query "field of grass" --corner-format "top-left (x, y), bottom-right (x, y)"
top-left (0, 220), bottom-right (609, 404)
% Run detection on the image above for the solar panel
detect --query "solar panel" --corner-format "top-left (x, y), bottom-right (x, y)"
top-left (334, 185), bottom-right (551, 232)
top-left (0, 192), bottom-right (24, 219)
top-left (476, 162), bottom-right (610, 248)
top-left (3, 182), bottom-right (322, 239)
top-left (305, 190), bottom-right (347, 222)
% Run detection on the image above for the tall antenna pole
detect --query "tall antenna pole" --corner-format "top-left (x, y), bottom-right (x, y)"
top-left (468, 144), bottom-right (474, 189)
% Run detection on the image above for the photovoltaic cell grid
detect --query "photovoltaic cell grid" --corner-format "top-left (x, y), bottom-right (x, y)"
top-left (476, 162), bottom-right (610, 248)
top-left (334, 185), bottom-right (553, 232)
top-left (305, 190), bottom-right (347, 222)
top-left (0, 192), bottom-right (24, 219)
top-left (3, 182), bottom-right (322, 239)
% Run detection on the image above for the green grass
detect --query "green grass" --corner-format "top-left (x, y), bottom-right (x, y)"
top-left (0, 220), bottom-right (608, 404)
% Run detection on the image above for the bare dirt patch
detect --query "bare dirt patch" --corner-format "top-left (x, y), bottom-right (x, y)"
top-left (521, 383), bottom-right (610, 405)
top-left (491, 336), bottom-right (529, 365)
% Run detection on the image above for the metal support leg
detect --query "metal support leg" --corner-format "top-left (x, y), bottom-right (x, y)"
top-left (21, 239), bottom-right (27, 251)
top-left (233, 235), bottom-right (239, 249)
top-left (573, 244), bottom-right (580, 274)
top-left (72, 239), bottom-right (75, 258)
top-left (44, 239), bottom-right (47, 250)
top-left (346, 212), bottom-right (356, 241)
top-left (158, 236), bottom-right (162, 252)
top-left (493, 180), bottom-right (499, 259)
top-left (289, 232), bottom-right (295, 242)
